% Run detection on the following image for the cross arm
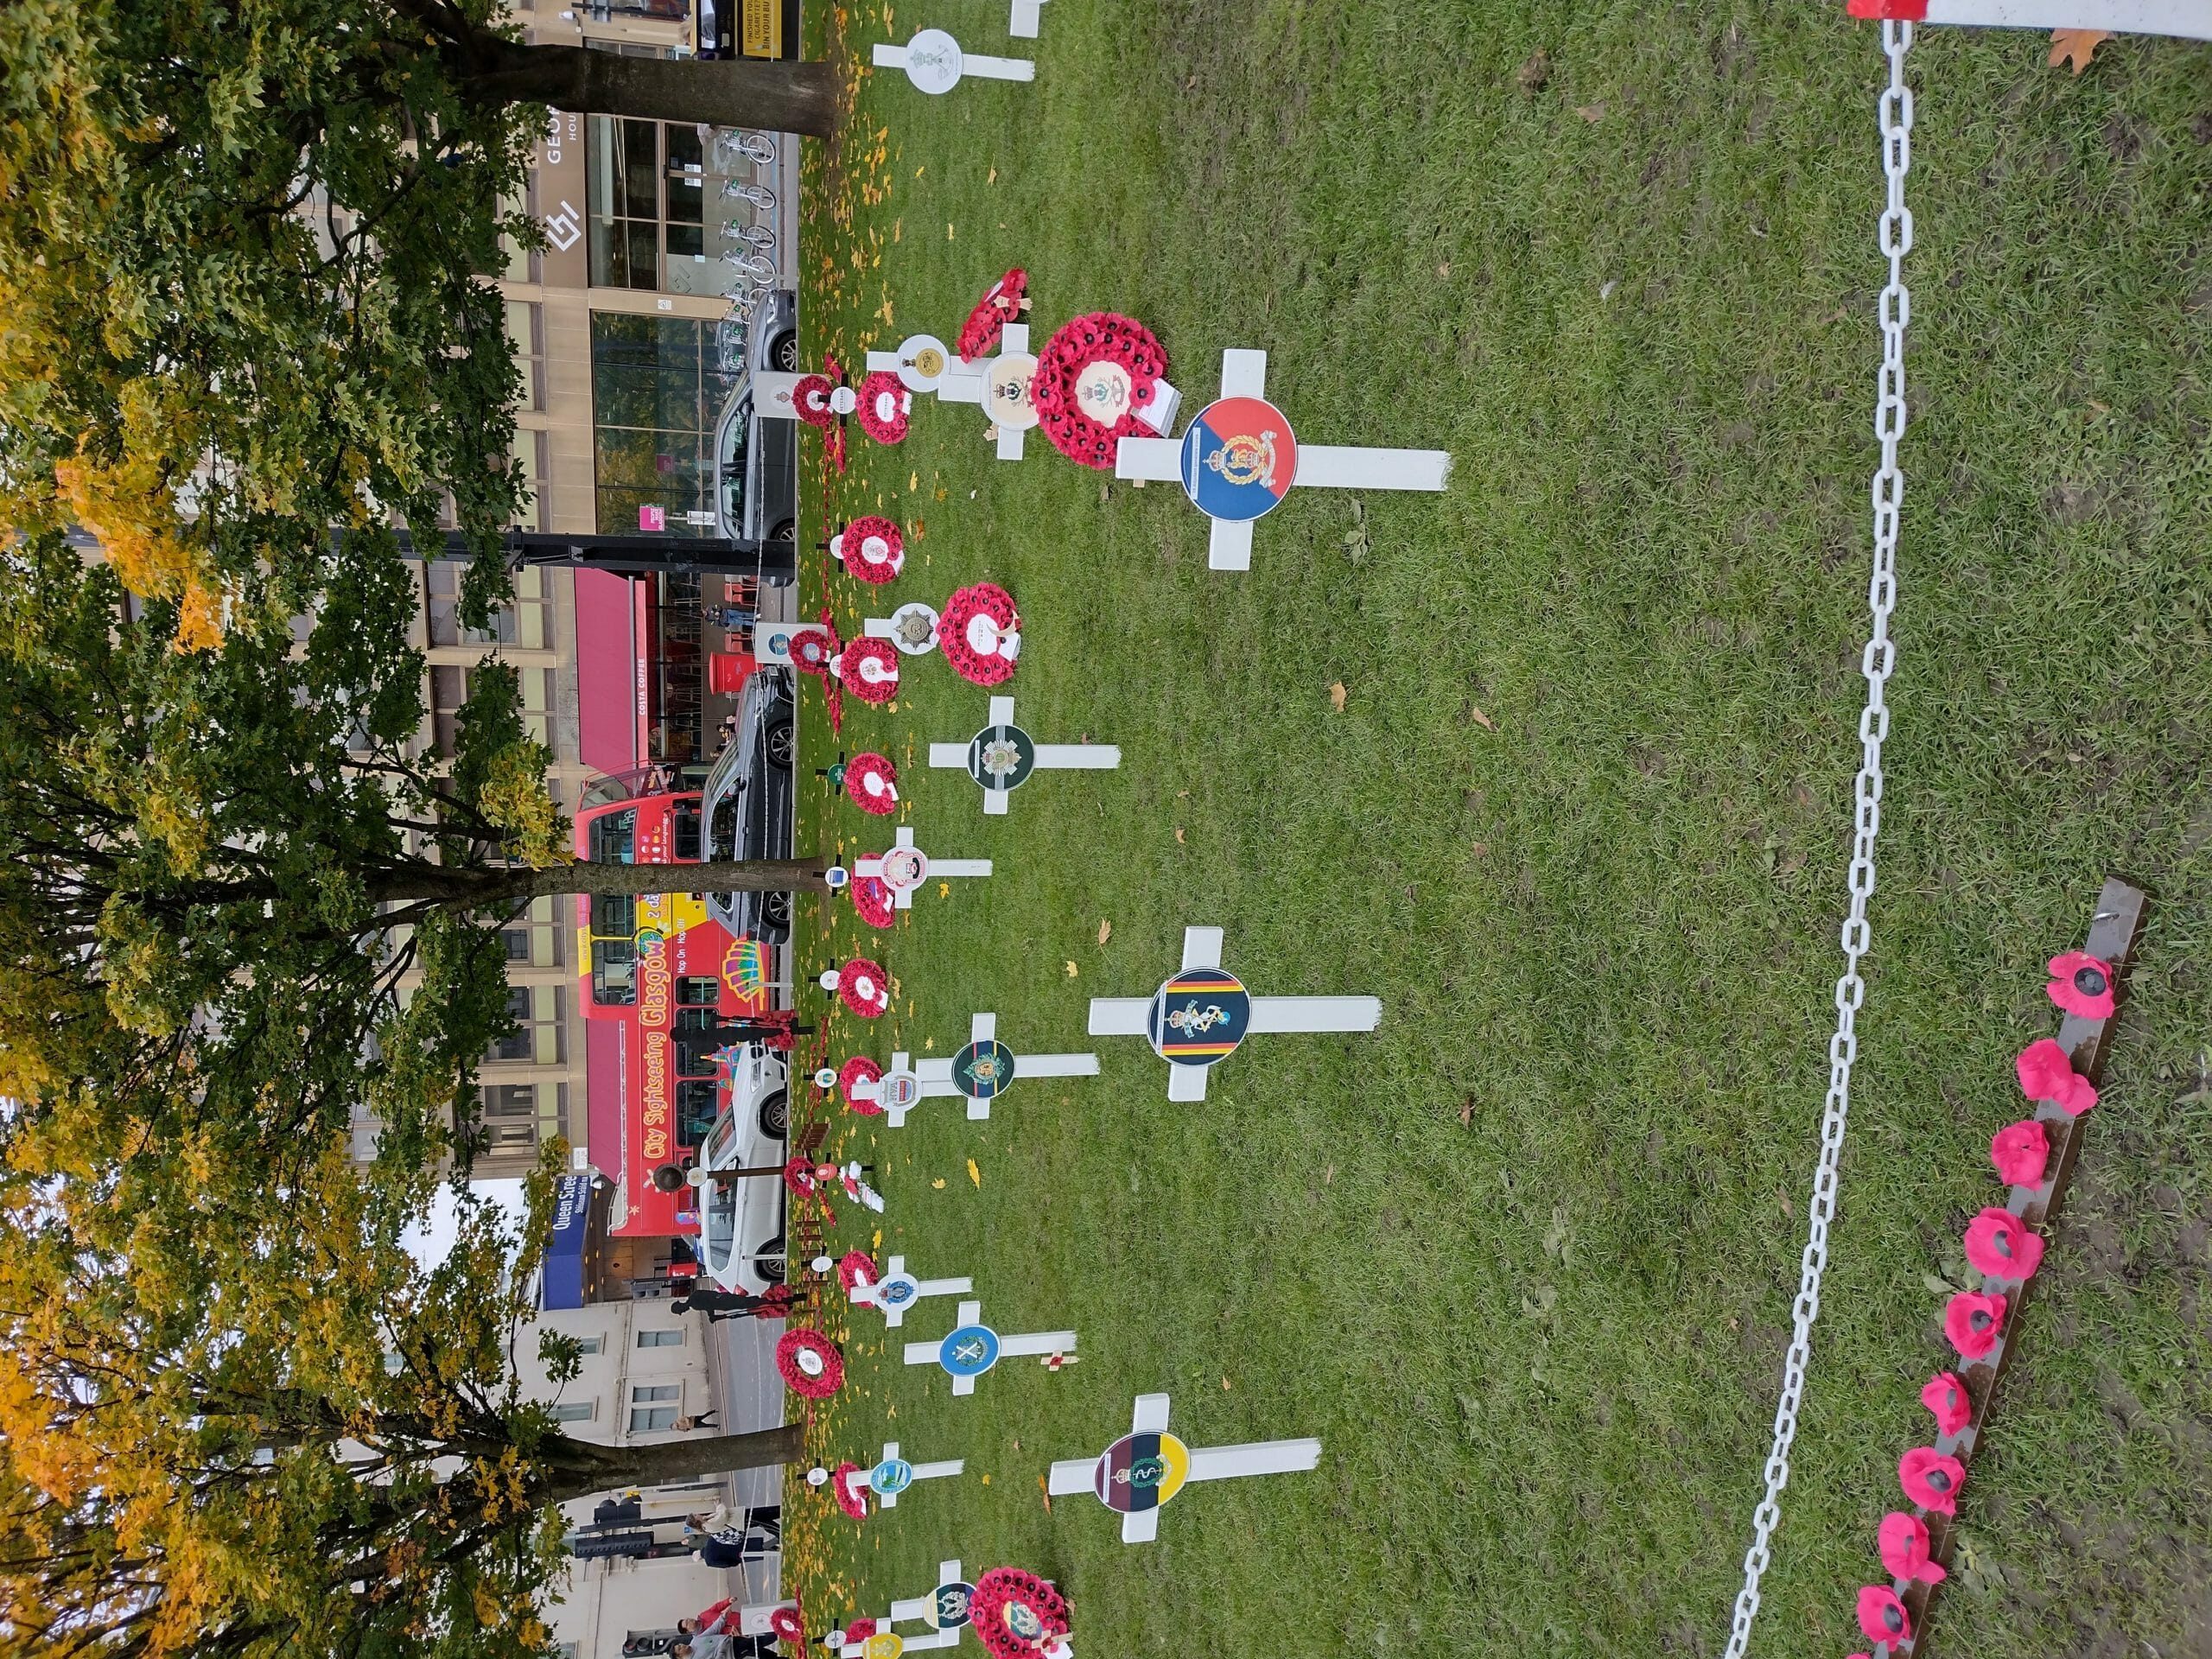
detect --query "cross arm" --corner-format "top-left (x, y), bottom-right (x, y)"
top-left (1046, 1458), bottom-right (1096, 1497)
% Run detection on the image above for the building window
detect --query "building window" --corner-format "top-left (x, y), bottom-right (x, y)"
top-left (505, 300), bottom-right (546, 412)
top-left (588, 315), bottom-right (738, 537)
top-left (422, 560), bottom-right (553, 652)
top-left (575, 1336), bottom-right (604, 1356)
top-left (627, 1382), bottom-right (681, 1434)
top-left (500, 895), bottom-right (563, 969)
top-left (487, 983), bottom-right (564, 1067)
top-left (426, 655), bottom-right (554, 758)
top-left (636, 1329), bottom-right (683, 1349)
top-left (550, 1401), bottom-right (594, 1422)
top-left (587, 118), bottom-right (719, 296)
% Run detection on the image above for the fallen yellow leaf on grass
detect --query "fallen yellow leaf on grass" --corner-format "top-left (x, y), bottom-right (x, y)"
top-left (980, 1472), bottom-right (991, 1484)
top-left (909, 471), bottom-right (918, 491)
top-left (1470, 704), bottom-right (1495, 732)
top-left (1222, 1376), bottom-right (1233, 1390)
top-left (937, 880), bottom-right (950, 898)
top-left (1329, 681), bottom-right (1347, 712)
top-left (1038, 1475), bottom-right (1052, 1511)
top-left (1173, 827), bottom-right (1185, 844)
top-left (2048, 26), bottom-right (2112, 73)
top-left (931, 1177), bottom-right (946, 1190)
top-left (966, 1158), bottom-right (981, 1188)
top-left (947, 222), bottom-right (956, 240)
top-left (1097, 918), bottom-right (1111, 945)
top-left (1064, 960), bottom-right (1078, 977)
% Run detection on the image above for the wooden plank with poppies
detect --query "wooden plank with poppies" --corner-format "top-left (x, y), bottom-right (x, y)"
top-left (1864, 874), bottom-right (2148, 1657)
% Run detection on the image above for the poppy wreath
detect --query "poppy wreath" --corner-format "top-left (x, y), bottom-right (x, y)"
top-left (967, 1568), bottom-right (1071, 1659)
top-left (1031, 312), bottom-right (1170, 470)
top-left (774, 1329), bottom-right (845, 1400)
top-left (958, 267), bottom-right (1030, 359)
top-left (836, 638), bottom-right (901, 705)
top-left (792, 373), bottom-right (837, 429)
top-left (850, 872), bottom-right (896, 930)
top-left (834, 957), bottom-right (892, 1018)
top-left (844, 751), bottom-right (899, 814)
top-left (855, 372), bottom-right (912, 445)
top-left (783, 1156), bottom-right (823, 1199)
top-left (841, 1622), bottom-right (876, 1648)
top-left (836, 1249), bottom-right (879, 1294)
top-left (767, 1606), bottom-right (804, 1644)
top-left (837, 1055), bottom-right (885, 1112)
top-left (831, 518), bottom-right (905, 586)
top-left (936, 582), bottom-right (1021, 687)
top-left (830, 1462), bottom-right (870, 1521)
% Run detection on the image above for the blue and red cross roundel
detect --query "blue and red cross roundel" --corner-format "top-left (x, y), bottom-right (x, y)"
top-left (1147, 968), bottom-right (1249, 1068)
top-left (1179, 397), bottom-right (1300, 523)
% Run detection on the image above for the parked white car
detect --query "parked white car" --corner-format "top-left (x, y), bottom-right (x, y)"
top-left (696, 1045), bottom-right (789, 1295)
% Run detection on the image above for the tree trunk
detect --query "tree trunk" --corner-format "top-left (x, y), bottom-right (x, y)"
top-left (543, 1422), bottom-right (804, 1504)
top-left (464, 39), bottom-right (836, 139)
top-left (368, 856), bottom-right (830, 906)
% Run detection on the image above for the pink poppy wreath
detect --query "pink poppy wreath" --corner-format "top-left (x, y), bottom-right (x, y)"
top-left (836, 1249), bottom-right (879, 1294)
top-left (774, 1329), bottom-right (845, 1400)
top-left (837, 1054), bottom-right (885, 1112)
top-left (791, 373), bottom-right (836, 430)
top-left (855, 372), bottom-right (912, 445)
top-left (831, 518), bottom-right (905, 585)
top-left (936, 582), bottom-right (1021, 686)
top-left (968, 1568), bottom-right (1071, 1659)
top-left (850, 872), bottom-right (896, 930)
top-left (1031, 311), bottom-right (1170, 469)
top-left (835, 637), bottom-right (901, 705)
top-left (959, 268), bottom-right (1030, 359)
top-left (830, 1462), bottom-right (870, 1520)
top-left (844, 751), bottom-right (899, 815)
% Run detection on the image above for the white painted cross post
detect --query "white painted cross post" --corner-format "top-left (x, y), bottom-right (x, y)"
top-left (840, 1560), bottom-right (978, 1656)
top-left (874, 29), bottom-right (1035, 96)
top-left (1047, 1393), bottom-right (1322, 1544)
top-left (1008, 0), bottom-right (1048, 36)
top-left (1114, 348), bottom-right (1451, 570)
top-left (850, 1255), bottom-right (974, 1327)
top-left (1089, 925), bottom-right (1381, 1102)
top-left (857, 827), bottom-right (993, 912)
top-left (905, 1300), bottom-right (1076, 1396)
top-left (938, 321), bottom-right (1038, 463)
top-left (930, 696), bottom-right (1120, 817)
top-left (864, 600), bottom-right (944, 657)
top-left (868, 1443), bottom-right (966, 1509)
top-left (846, 1012), bottom-right (1099, 1126)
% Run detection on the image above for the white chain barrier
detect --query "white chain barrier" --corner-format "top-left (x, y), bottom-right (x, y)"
top-left (1721, 22), bottom-right (1913, 1656)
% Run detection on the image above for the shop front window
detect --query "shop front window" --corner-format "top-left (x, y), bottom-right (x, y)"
top-left (589, 315), bottom-right (738, 537)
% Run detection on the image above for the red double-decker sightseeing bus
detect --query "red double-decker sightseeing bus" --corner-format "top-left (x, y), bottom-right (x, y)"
top-left (575, 782), bottom-right (772, 1238)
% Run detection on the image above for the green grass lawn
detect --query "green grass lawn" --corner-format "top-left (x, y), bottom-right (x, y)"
top-left (781, 4), bottom-right (2212, 1652)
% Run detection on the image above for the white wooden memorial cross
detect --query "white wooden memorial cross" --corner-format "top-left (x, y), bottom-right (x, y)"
top-left (849, 1011), bottom-right (1100, 1127)
top-left (1009, 0), bottom-right (1048, 36)
top-left (868, 1442), bottom-right (966, 1509)
top-left (1841, 0), bottom-right (2212, 39)
top-left (1047, 1392), bottom-right (1323, 1544)
top-left (1089, 925), bottom-right (1381, 1102)
top-left (905, 1300), bottom-right (1075, 1396)
top-left (851, 1255), bottom-right (974, 1327)
top-left (1114, 348), bottom-right (1451, 570)
top-left (868, 327), bottom-right (1175, 464)
top-left (838, 1560), bottom-right (976, 1656)
top-left (930, 696), bottom-right (1120, 817)
top-left (858, 827), bottom-right (993, 912)
top-left (873, 29), bottom-right (1033, 96)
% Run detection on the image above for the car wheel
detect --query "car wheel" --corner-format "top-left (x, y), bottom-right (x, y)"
top-left (772, 332), bottom-right (799, 372)
top-left (765, 717), bottom-right (795, 772)
top-left (769, 517), bottom-right (796, 548)
top-left (761, 889), bottom-right (792, 932)
top-left (756, 1237), bottom-right (786, 1286)
top-left (756, 1089), bottom-right (789, 1140)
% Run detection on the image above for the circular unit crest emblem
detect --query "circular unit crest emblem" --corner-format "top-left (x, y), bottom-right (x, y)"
top-left (869, 1458), bottom-right (914, 1496)
top-left (965, 722), bottom-right (1036, 793)
top-left (1178, 396), bottom-right (1300, 523)
top-left (1147, 967), bottom-right (1250, 1068)
top-left (1093, 1428), bottom-right (1192, 1514)
top-left (938, 1323), bottom-right (1002, 1378)
top-left (875, 1272), bottom-right (920, 1308)
top-left (933, 1582), bottom-right (976, 1630)
top-left (880, 1071), bottom-right (925, 1113)
top-left (951, 1038), bottom-right (1018, 1101)
top-left (862, 1633), bottom-right (905, 1659)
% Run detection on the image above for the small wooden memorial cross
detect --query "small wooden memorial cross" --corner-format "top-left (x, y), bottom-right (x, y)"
top-left (873, 29), bottom-right (1034, 96)
top-left (857, 828), bottom-right (993, 912)
top-left (1114, 348), bottom-right (1452, 570)
top-left (852, 1254), bottom-right (975, 1328)
top-left (930, 695), bottom-right (1119, 816)
top-left (1089, 925), bottom-right (1381, 1102)
top-left (838, 1560), bottom-right (975, 1656)
top-left (869, 1442), bottom-right (965, 1509)
top-left (904, 1300), bottom-right (1076, 1396)
top-left (1046, 1392), bottom-right (1323, 1544)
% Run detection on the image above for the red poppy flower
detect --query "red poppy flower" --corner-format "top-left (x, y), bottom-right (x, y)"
top-left (836, 1249), bottom-right (879, 1294)
top-left (835, 638), bottom-right (901, 705)
top-left (831, 518), bottom-right (906, 585)
top-left (783, 1156), bottom-right (821, 1198)
top-left (1878, 1510), bottom-right (1947, 1585)
top-left (1898, 1445), bottom-right (1967, 1515)
top-left (768, 1605), bottom-right (804, 1643)
top-left (1963, 1206), bottom-right (2044, 1283)
top-left (958, 268), bottom-right (1030, 359)
top-left (792, 373), bottom-right (836, 429)
top-left (774, 1330), bottom-right (845, 1399)
top-left (2015, 1036), bottom-right (2098, 1116)
top-left (850, 873), bottom-right (896, 930)
top-left (855, 372), bottom-right (912, 445)
top-left (936, 582), bottom-right (1021, 686)
top-left (844, 750), bottom-right (899, 815)
top-left (837, 1055), bottom-right (885, 1112)
top-left (1856, 1586), bottom-right (1912, 1645)
top-left (2046, 950), bottom-right (2116, 1019)
top-left (1921, 1370), bottom-right (1971, 1436)
top-left (969, 1568), bottom-right (1072, 1659)
top-left (1032, 312), bottom-right (1171, 470)
top-left (830, 1462), bottom-right (869, 1520)
top-left (842, 1622), bottom-right (875, 1647)
top-left (1944, 1289), bottom-right (2007, 1361)
top-left (1990, 1117), bottom-right (2051, 1186)
top-left (831, 957), bottom-right (891, 1018)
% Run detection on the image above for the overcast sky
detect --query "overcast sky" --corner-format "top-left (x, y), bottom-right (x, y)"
top-left (399, 1178), bottom-right (531, 1268)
